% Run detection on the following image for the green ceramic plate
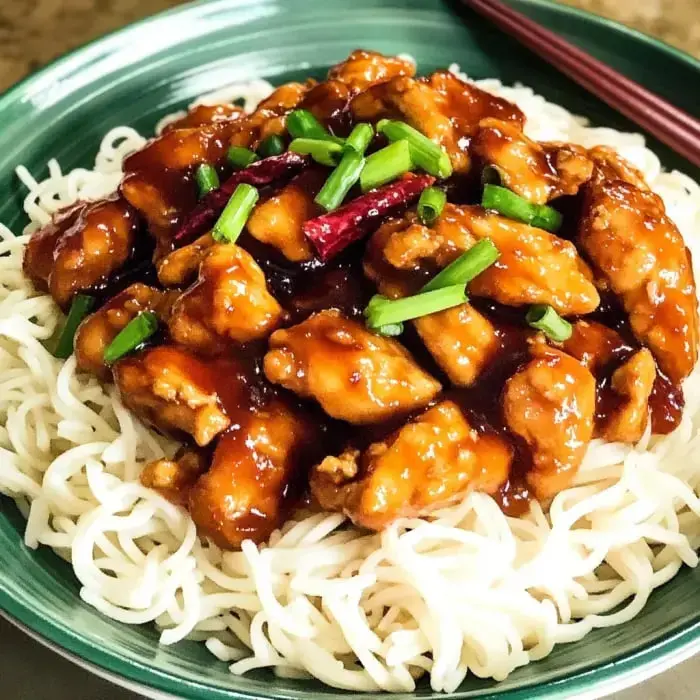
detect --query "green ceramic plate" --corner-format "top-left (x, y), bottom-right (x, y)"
top-left (0, 1), bottom-right (699, 698)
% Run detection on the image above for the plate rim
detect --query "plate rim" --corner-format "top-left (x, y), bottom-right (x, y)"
top-left (0, 1), bottom-right (699, 698)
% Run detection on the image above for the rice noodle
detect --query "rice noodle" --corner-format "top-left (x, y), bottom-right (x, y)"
top-left (1, 70), bottom-right (700, 692)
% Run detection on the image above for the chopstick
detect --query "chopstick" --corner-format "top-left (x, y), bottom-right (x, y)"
top-left (459, 0), bottom-right (700, 168)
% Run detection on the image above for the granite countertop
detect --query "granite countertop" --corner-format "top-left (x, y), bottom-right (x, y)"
top-left (1, 1), bottom-right (699, 699)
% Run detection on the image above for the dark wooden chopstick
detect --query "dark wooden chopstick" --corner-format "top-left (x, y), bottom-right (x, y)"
top-left (460, 0), bottom-right (700, 168)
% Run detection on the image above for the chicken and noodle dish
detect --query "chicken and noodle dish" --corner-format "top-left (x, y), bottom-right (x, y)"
top-left (3, 51), bottom-right (700, 692)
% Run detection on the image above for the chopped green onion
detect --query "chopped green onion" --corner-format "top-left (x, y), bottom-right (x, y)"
top-left (227, 146), bottom-right (258, 168)
top-left (286, 109), bottom-right (343, 144)
top-left (315, 150), bottom-right (365, 212)
top-left (422, 239), bottom-right (500, 293)
top-left (195, 164), bottom-right (219, 197)
top-left (481, 164), bottom-right (503, 186)
top-left (417, 186), bottom-right (447, 225)
top-left (365, 286), bottom-right (467, 328)
top-left (482, 184), bottom-right (562, 232)
top-left (377, 119), bottom-right (452, 179)
top-left (257, 134), bottom-right (285, 158)
top-left (525, 304), bottom-right (572, 342)
top-left (289, 138), bottom-right (343, 167)
top-left (54, 294), bottom-right (95, 359)
top-left (212, 183), bottom-right (260, 243)
top-left (375, 322), bottom-right (404, 337)
top-left (344, 123), bottom-right (374, 154)
top-left (104, 311), bottom-right (159, 365)
top-left (360, 140), bottom-right (412, 192)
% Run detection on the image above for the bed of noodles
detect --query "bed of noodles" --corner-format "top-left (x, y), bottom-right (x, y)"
top-left (1, 65), bottom-right (700, 693)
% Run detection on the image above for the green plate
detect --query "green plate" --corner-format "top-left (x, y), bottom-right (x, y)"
top-left (0, 1), bottom-right (699, 698)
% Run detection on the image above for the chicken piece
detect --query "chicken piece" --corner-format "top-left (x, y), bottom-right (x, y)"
top-left (579, 179), bottom-right (698, 383)
top-left (74, 283), bottom-right (176, 381)
top-left (560, 320), bottom-right (632, 374)
top-left (121, 121), bottom-right (238, 255)
top-left (188, 399), bottom-right (315, 548)
top-left (413, 305), bottom-right (500, 386)
top-left (228, 82), bottom-right (309, 150)
top-left (156, 233), bottom-right (215, 287)
top-left (503, 342), bottom-right (596, 500)
top-left (561, 321), bottom-right (655, 443)
top-left (113, 346), bottom-right (240, 446)
top-left (168, 243), bottom-right (284, 353)
top-left (351, 71), bottom-right (523, 173)
top-left (364, 229), bottom-right (499, 386)
top-left (588, 146), bottom-right (649, 190)
top-left (246, 168), bottom-right (326, 262)
top-left (140, 448), bottom-right (208, 506)
top-left (310, 401), bottom-right (512, 530)
top-left (600, 348), bottom-right (656, 444)
top-left (23, 195), bottom-right (138, 308)
top-left (328, 49), bottom-right (416, 92)
top-left (162, 103), bottom-right (243, 133)
top-left (471, 119), bottom-right (593, 204)
top-left (264, 309), bottom-right (441, 424)
top-left (368, 204), bottom-right (599, 315)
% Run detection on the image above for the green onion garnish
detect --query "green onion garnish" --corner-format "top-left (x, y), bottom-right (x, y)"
top-left (103, 311), bottom-right (159, 365)
top-left (417, 186), bottom-right (447, 226)
top-left (286, 109), bottom-right (343, 144)
top-left (195, 164), bottom-right (220, 198)
top-left (257, 134), bottom-right (285, 158)
top-left (481, 164), bottom-right (503, 186)
top-left (360, 140), bottom-right (413, 192)
top-left (365, 285), bottom-right (467, 329)
top-left (375, 322), bottom-right (405, 337)
top-left (344, 123), bottom-right (374, 154)
top-left (422, 239), bottom-right (500, 293)
top-left (377, 119), bottom-right (452, 179)
top-left (482, 184), bottom-right (562, 232)
top-left (315, 150), bottom-right (365, 212)
top-left (212, 183), bottom-right (260, 244)
top-left (54, 294), bottom-right (95, 359)
top-left (227, 146), bottom-right (258, 169)
top-left (289, 138), bottom-right (343, 167)
top-left (525, 304), bottom-right (572, 342)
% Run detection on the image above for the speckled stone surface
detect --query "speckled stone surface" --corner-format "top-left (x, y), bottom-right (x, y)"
top-left (0, 1), bottom-right (699, 699)
top-left (0, 0), bottom-right (698, 92)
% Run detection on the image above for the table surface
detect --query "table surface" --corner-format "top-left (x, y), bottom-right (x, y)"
top-left (0, 1), bottom-right (698, 699)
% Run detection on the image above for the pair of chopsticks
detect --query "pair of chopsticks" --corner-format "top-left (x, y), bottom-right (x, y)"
top-left (460, 0), bottom-right (700, 168)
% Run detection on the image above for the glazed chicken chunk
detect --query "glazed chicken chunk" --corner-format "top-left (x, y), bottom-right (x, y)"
top-left (23, 195), bottom-right (138, 308)
top-left (503, 342), bottom-right (596, 500)
top-left (168, 243), bottom-right (284, 353)
top-left (579, 179), bottom-right (698, 383)
top-left (74, 283), bottom-right (176, 380)
top-left (121, 121), bottom-right (238, 254)
top-left (601, 348), bottom-right (656, 444)
top-left (228, 82), bottom-right (309, 150)
top-left (188, 399), bottom-right (315, 548)
top-left (161, 103), bottom-right (243, 133)
top-left (311, 401), bottom-right (512, 530)
top-left (371, 204), bottom-right (599, 315)
top-left (157, 233), bottom-right (215, 288)
top-left (328, 49), bottom-right (416, 92)
top-left (588, 146), bottom-right (650, 190)
top-left (351, 70), bottom-right (523, 173)
top-left (246, 168), bottom-right (326, 262)
top-left (561, 321), bottom-right (656, 444)
top-left (140, 447), bottom-right (208, 506)
top-left (113, 346), bottom-right (235, 446)
top-left (264, 309), bottom-right (441, 423)
top-left (471, 118), bottom-right (593, 204)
